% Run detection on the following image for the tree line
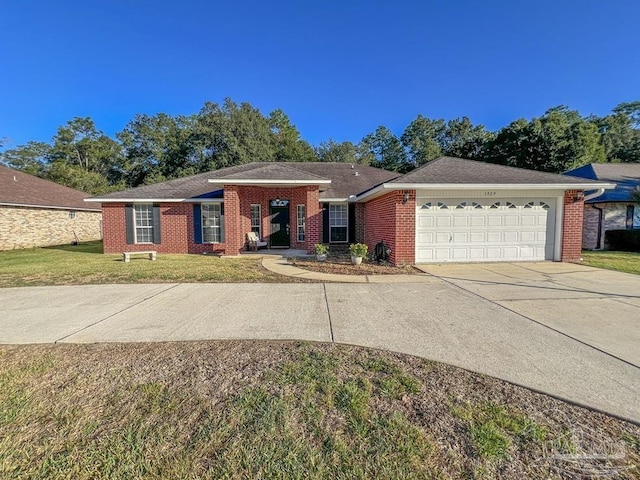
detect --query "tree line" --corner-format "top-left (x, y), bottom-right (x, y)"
top-left (1, 98), bottom-right (638, 195)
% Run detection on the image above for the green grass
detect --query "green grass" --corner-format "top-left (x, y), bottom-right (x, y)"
top-left (0, 342), bottom-right (638, 479)
top-left (581, 250), bottom-right (640, 275)
top-left (0, 241), bottom-right (299, 287)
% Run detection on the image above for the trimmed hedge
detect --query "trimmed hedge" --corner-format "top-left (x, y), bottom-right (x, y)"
top-left (605, 229), bottom-right (640, 252)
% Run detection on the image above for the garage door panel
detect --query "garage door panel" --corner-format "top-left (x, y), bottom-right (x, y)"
top-left (488, 216), bottom-right (502, 226)
top-left (418, 232), bottom-right (434, 243)
top-left (487, 232), bottom-right (501, 242)
top-left (415, 197), bottom-right (557, 263)
top-left (436, 217), bottom-right (451, 227)
top-left (504, 215), bottom-right (519, 227)
top-left (452, 248), bottom-right (468, 259)
top-left (417, 216), bottom-right (434, 228)
top-left (435, 232), bottom-right (450, 243)
top-left (503, 231), bottom-right (518, 242)
top-left (470, 216), bottom-right (485, 227)
top-left (452, 232), bottom-right (468, 243)
top-left (521, 231), bottom-right (536, 242)
top-left (453, 217), bottom-right (469, 227)
top-left (469, 232), bottom-right (485, 243)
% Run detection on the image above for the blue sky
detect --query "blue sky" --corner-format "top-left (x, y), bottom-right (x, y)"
top-left (1, 0), bottom-right (639, 148)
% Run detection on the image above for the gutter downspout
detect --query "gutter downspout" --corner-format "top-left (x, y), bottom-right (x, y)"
top-left (584, 188), bottom-right (606, 202)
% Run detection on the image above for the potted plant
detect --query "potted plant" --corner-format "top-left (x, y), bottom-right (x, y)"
top-left (349, 243), bottom-right (368, 265)
top-left (314, 243), bottom-right (329, 262)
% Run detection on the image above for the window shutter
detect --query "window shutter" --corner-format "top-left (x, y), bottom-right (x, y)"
top-left (193, 204), bottom-right (202, 244)
top-left (219, 203), bottom-right (225, 242)
top-left (322, 204), bottom-right (329, 243)
top-left (153, 204), bottom-right (162, 244)
top-left (348, 204), bottom-right (355, 243)
top-left (125, 204), bottom-right (134, 245)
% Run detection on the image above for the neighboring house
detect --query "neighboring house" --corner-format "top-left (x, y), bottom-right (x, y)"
top-left (565, 163), bottom-right (639, 250)
top-left (0, 165), bottom-right (102, 250)
top-left (87, 157), bottom-right (612, 264)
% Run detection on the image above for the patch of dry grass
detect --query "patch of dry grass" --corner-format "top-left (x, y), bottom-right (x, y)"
top-left (0, 241), bottom-right (304, 287)
top-left (0, 341), bottom-right (638, 479)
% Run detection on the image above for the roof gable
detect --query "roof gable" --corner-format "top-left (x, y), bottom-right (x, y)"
top-left (0, 165), bottom-right (100, 211)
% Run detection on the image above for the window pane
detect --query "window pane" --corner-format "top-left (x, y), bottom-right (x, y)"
top-left (331, 227), bottom-right (347, 242)
top-left (329, 204), bottom-right (348, 242)
top-left (250, 204), bottom-right (261, 236)
top-left (134, 204), bottom-right (154, 243)
top-left (297, 205), bottom-right (305, 242)
top-left (202, 203), bottom-right (222, 243)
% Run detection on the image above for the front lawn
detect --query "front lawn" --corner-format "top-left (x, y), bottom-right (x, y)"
top-left (0, 241), bottom-right (300, 287)
top-left (581, 250), bottom-right (640, 275)
top-left (1, 341), bottom-right (637, 479)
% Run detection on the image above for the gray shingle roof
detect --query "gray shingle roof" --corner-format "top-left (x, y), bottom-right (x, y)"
top-left (565, 163), bottom-right (639, 203)
top-left (90, 162), bottom-right (399, 201)
top-left (390, 157), bottom-right (608, 185)
top-left (0, 165), bottom-right (100, 211)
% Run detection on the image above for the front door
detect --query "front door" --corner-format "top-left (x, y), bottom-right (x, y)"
top-left (269, 200), bottom-right (290, 248)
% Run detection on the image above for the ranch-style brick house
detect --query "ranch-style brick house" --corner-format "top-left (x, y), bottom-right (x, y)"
top-left (0, 164), bottom-right (102, 250)
top-left (86, 157), bottom-right (614, 264)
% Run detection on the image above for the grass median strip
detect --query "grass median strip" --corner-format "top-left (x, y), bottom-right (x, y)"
top-left (0, 242), bottom-right (305, 287)
top-left (0, 341), bottom-right (638, 479)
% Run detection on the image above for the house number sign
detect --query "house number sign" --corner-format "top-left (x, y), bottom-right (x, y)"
top-left (270, 199), bottom-right (289, 207)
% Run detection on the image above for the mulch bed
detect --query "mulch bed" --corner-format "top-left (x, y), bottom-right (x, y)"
top-left (288, 256), bottom-right (422, 275)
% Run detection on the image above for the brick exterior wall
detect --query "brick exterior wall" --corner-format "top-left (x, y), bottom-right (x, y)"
top-left (0, 206), bottom-right (102, 250)
top-left (582, 202), bottom-right (630, 250)
top-left (561, 190), bottom-right (584, 262)
top-left (101, 185), bottom-right (321, 255)
top-left (364, 190), bottom-right (415, 265)
top-left (354, 203), bottom-right (365, 243)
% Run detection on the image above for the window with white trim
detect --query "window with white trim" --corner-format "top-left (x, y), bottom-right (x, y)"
top-left (250, 204), bottom-right (261, 237)
top-left (297, 205), bottom-right (306, 242)
top-left (329, 203), bottom-right (348, 243)
top-left (202, 203), bottom-right (223, 243)
top-left (134, 204), bottom-right (154, 243)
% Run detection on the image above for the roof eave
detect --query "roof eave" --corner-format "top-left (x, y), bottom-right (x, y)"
top-left (84, 198), bottom-right (224, 203)
top-left (207, 179), bottom-right (331, 185)
top-left (1, 202), bottom-right (101, 212)
top-left (356, 182), bottom-right (616, 202)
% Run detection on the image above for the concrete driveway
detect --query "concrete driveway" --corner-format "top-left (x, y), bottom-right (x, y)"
top-left (1, 263), bottom-right (639, 423)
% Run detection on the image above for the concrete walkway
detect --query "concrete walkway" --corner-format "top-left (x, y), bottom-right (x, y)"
top-left (1, 261), bottom-right (639, 424)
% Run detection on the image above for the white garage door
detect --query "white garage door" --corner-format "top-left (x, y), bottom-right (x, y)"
top-left (415, 198), bottom-right (556, 263)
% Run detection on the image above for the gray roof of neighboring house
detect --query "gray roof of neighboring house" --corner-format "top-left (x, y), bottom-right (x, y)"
top-left (89, 162), bottom-right (399, 202)
top-left (0, 164), bottom-right (100, 211)
top-left (565, 163), bottom-right (640, 203)
top-left (389, 156), bottom-right (608, 186)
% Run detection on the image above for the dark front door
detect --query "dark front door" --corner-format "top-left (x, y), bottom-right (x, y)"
top-left (270, 200), bottom-right (290, 248)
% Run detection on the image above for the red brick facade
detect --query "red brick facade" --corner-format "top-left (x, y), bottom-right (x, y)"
top-left (101, 187), bottom-right (586, 265)
top-left (101, 185), bottom-right (320, 255)
top-left (364, 190), bottom-right (416, 265)
top-left (561, 190), bottom-right (585, 262)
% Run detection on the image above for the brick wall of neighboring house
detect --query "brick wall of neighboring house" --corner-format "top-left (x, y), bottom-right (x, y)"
top-left (0, 206), bottom-right (102, 250)
top-left (100, 185), bottom-right (321, 255)
top-left (561, 190), bottom-right (585, 262)
top-left (583, 202), bottom-right (634, 250)
top-left (363, 190), bottom-right (415, 265)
